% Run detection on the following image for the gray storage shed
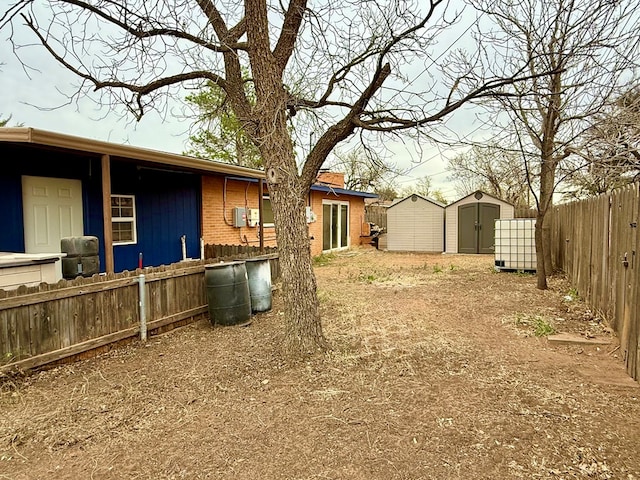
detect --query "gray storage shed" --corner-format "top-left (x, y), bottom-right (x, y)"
top-left (386, 194), bottom-right (445, 252)
top-left (445, 191), bottom-right (514, 254)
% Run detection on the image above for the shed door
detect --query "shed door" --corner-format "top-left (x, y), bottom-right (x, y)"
top-left (457, 203), bottom-right (500, 254)
top-left (478, 203), bottom-right (500, 253)
top-left (22, 176), bottom-right (84, 253)
top-left (458, 204), bottom-right (478, 254)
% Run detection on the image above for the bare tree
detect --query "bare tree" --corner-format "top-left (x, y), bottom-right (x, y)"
top-left (3, 0), bottom-right (561, 353)
top-left (373, 183), bottom-right (400, 203)
top-left (447, 143), bottom-right (532, 207)
top-left (468, 0), bottom-right (640, 289)
top-left (324, 147), bottom-right (399, 192)
top-left (562, 86), bottom-right (640, 198)
top-left (400, 175), bottom-right (448, 204)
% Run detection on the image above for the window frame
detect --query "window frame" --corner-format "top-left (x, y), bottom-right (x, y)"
top-left (262, 194), bottom-right (275, 228)
top-left (111, 194), bottom-right (138, 245)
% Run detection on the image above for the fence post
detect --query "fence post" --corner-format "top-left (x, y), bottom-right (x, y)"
top-left (138, 273), bottom-right (147, 341)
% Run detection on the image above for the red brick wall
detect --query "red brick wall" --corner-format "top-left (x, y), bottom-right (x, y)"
top-left (201, 175), bottom-right (367, 256)
top-left (201, 176), bottom-right (277, 248)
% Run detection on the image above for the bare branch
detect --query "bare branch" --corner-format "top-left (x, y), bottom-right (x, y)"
top-left (61, 0), bottom-right (243, 53)
top-left (273, 0), bottom-right (307, 73)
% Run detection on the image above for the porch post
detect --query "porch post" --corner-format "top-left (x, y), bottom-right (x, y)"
top-left (259, 179), bottom-right (264, 253)
top-left (101, 154), bottom-right (115, 273)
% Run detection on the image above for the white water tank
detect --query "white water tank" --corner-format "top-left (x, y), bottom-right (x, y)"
top-left (494, 219), bottom-right (536, 271)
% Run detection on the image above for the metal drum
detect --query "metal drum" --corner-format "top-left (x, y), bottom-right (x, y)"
top-left (243, 257), bottom-right (272, 313)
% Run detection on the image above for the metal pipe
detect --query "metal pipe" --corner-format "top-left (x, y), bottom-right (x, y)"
top-left (181, 235), bottom-right (187, 261)
top-left (200, 237), bottom-right (205, 260)
top-left (138, 274), bottom-right (147, 341)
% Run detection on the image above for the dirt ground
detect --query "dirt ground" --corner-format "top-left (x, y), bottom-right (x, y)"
top-left (1, 249), bottom-right (639, 480)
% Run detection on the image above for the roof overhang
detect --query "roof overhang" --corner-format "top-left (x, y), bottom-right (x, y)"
top-left (1, 128), bottom-right (381, 198)
top-left (311, 184), bottom-right (378, 199)
top-left (0, 127), bottom-right (265, 179)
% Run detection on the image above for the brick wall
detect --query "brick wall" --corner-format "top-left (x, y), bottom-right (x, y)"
top-left (201, 176), bottom-right (277, 248)
top-left (201, 174), bottom-right (368, 257)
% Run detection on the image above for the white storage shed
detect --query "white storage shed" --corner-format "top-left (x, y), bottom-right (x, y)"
top-left (445, 191), bottom-right (514, 254)
top-left (386, 194), bottom-right (445, 252)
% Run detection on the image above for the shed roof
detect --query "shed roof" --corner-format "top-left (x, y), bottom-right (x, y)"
top-left (388, 194), bottom-right (446, 209)
top-left (445, 190), bottom-right (514, 208)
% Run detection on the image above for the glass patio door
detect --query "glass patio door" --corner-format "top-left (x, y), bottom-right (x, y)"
top-left (322, 201), bottom-right (349, 251)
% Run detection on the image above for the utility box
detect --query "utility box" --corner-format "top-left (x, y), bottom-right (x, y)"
top-left (233, 207), bottom-right (247, 227)
top-left (306, 206), bottom-right (317, 223)
top-left (494, 219), bottom-right (536, 271)
top-left (247, 208), bottom-right (260, 227)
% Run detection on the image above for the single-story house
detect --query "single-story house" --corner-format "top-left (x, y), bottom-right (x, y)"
top-left (0, 127), bottom-right (375, 283)
top-left (386, 194), bottom-right (445, 252)
top-left (444, 190), bottom-right (514, 254)
top-left (201, 170), bottom-right (376, 257)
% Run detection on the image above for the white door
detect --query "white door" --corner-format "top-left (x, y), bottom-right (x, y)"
top-left (22, 176), bottom-right (84, 253)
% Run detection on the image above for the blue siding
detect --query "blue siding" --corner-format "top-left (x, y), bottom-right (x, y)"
top-left (110, 162), bottom-right (201, 272)
top-left (0, 173), bottom-right (25, 252)
top-left (0, 145), bottom-right (103, 255)
top-left (0, 144), bottom-right (201, 272)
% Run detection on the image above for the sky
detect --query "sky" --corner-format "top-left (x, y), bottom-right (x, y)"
top-left (0, 3), bottom-right (484, 203)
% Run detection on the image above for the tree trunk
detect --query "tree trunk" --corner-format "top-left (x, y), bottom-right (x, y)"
top-left (542, 211), bottom-right (553, 275)
top-left (535, 211), bottom-right (548, 289)
top-left (535, 155), bottom-right (556, 290)
top-left (240, 2), bottom-right (328, 354)
top-left (268, 172), bottom-right (327, 354)
top-left (258, 118), bottom-right (327, 354)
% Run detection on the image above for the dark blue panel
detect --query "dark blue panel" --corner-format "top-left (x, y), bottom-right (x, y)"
top-left (110, 163), bottom-right (201, 272)
top-left (0, 174), bottom-right (26, 252)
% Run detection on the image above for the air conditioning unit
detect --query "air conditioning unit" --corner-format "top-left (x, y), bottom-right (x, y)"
top-left (494, 219), bottom-right (536, 271)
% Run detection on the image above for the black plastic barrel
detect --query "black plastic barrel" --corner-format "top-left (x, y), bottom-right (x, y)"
top-left (60, 236), bottom-right (100, 279)
top-left (242, 257), bottom-right (272, 313)
top-left (205, 261), bottom-right (251, 326)
top-left (60, 236), bottom-right (99, 256)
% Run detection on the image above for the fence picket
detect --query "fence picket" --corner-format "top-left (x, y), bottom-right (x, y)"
top-left (0, 245), bottom-right (279, 373)
top-left (552, 183), bottom-right (639, 381)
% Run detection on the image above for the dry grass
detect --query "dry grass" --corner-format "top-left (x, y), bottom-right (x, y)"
top-left (1, 248), bottom-right (638, 480)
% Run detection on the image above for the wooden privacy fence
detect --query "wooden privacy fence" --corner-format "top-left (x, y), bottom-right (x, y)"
top-left (365, 205), bottom-right (388, 229)
top-left (0, 245), bottom-right (279, 373)
top-left (550, 183), bottom-right (640, 381)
